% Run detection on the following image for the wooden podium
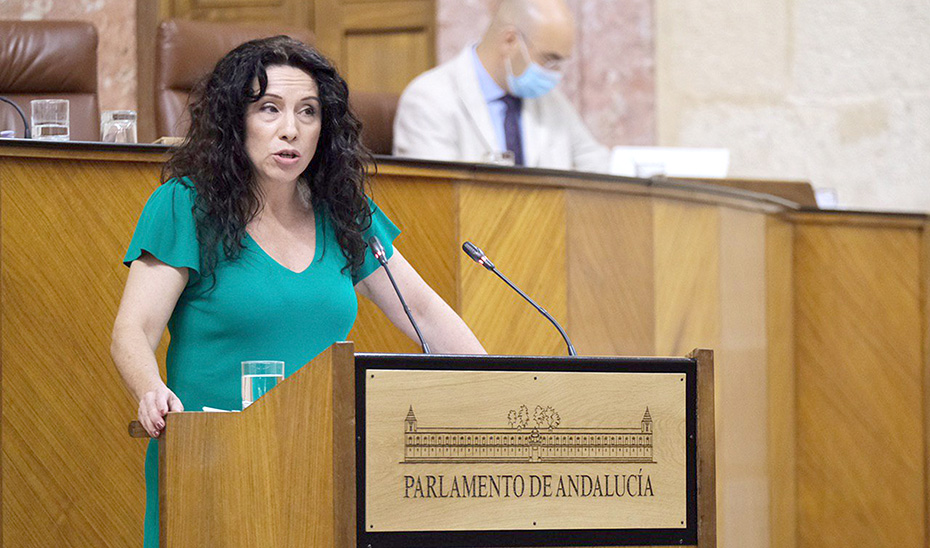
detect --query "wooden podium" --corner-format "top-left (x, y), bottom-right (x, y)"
top-left (156, 343), bottom-right (357, 546)
top-left (142, 343), bottom-right (716, 547)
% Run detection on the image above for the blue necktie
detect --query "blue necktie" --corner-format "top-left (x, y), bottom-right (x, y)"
top-left (501, 94), bottom-right (524, 166)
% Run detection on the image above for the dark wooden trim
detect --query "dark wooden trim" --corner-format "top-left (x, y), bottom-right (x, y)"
top-left (922, 222), bottom-right (930, 548)
top-left (687, 349), bottom-right (716, 548)
top-left (789, 209), bottom-right (928, 228)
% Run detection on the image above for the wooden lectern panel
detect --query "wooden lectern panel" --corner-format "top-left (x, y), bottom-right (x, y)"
top-left (715, 208), bottom-right (769, 548)
top-left (652, 200), bottom-right (720, 357)
top-left (566, 190), bottom-right (655, 356)
top-left (160, 342), bottom-right (356, 546)
top-left (764, 217), bottom-right (796, 548)
top-left (458, 184), bottom-right (568, 356)
top-left (795, 220), bottom-right (924, 547)
top-left (351, 176), bottom-right (458, 353)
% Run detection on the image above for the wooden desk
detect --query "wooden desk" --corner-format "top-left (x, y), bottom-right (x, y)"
top-left (1, 140), bottom-right (926, 548)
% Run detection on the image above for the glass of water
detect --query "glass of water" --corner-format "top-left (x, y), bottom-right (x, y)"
top-left (30, 99), bottom-right (69, 141)
top-left (241, 360), bottom-right (285, 409)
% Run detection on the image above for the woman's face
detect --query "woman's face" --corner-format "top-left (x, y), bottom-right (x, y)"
top-left (244, 64), bottom-right (322, 189)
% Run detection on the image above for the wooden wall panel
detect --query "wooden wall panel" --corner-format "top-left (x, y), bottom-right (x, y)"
top-left (795, 222), bottom-right (925, 547)
top-left (1, 157), bottom-right (164, 546)
top-left (565, 190), bottom-right (654, 356)
top-left (314, 0), bottom-right (434, 93)
top-left (169, 0), bottom-right (313, 23)
top-left (343, 31), bottom-right (432, 94)
top-left (716, 208), bottom-right (768, 548)
top-left (458, 184), bottom-right (567, 356)
top-left (765, 217), bottom-right (796, 548)
top-left (350, 175), bottom-right (457, 353)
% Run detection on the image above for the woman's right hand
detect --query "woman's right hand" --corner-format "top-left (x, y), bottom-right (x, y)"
top-left (112, 253), bottom-right (190, 438)
top-left (138, 384), bottom-right (185, 438)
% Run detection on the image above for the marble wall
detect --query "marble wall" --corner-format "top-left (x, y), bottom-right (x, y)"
top-left (1, 0), bottom-right (137, 112)
top-left (438, 0), bottom-right (656, 146)
top-left (656, 0), bottom-right (930, 212)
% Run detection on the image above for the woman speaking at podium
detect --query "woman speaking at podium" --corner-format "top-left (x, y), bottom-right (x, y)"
top-left (110, 36), bottom-right (485, 547)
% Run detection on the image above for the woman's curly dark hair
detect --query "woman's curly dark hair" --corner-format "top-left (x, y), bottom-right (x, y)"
top-left (162, 35), bottom-right (373, 280)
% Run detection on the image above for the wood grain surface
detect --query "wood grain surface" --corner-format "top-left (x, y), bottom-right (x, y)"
top-left (313, 0), bottom-right (435, 95)
top-left (459, 184), bottom-right (568, 356)
top-left (342, 12), bottom-right (433, 94)
top-left (764, 217), bottom-right (796, 548)
top-left (2, 144), bottom-right (928, 548)
top-left (160, 342), bottom-right (355, 546)
top-left (566, 191), bottom-right (655, 356)
top-left (795, 221), bottom-right (925, 547)
top-left (715, 208), bottom-right (769, 548)
top-left (365, 369), bottom-right (688, 532)
top-left (1, 156), bottom-right (164, 546)
top-left (924, 221), bottom-right (930, 548)
top-left (653, 200), bottom-right (719, 358)
top-left (689, 349), bottom-right (717, 548)
top-left (350, 174), bottom-right (458, 353)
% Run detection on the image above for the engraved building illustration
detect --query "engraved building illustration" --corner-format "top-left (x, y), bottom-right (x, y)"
top-left (403, 406), bottom-right (655, 464)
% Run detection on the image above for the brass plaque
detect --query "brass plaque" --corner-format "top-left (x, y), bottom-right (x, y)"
top-left (362, 363), bottom-right (691, 538)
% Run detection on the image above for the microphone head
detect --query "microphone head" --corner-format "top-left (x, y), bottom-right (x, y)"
top-left (368, 236), bottom-right (387, 264)
top-left (462, 241), bottom-right (495, 270)
top-left (462, 241), bottom-right (483, 261)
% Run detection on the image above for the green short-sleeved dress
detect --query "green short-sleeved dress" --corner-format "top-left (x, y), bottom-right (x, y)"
top-left (123, 179), bottom-right (400, 548)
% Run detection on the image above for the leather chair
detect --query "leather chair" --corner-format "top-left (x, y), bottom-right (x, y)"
top-left (349, 91), bottom-right (398, 155)
top-left (155, 19), bottom-right (315, 138)
top-left (154, 19), bottom-right (398, 154)
top-left (0, 20), bottom-right (99, 140)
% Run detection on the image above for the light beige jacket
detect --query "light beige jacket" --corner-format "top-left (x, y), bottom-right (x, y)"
top-left (393, 47), bottom-right (609, 173)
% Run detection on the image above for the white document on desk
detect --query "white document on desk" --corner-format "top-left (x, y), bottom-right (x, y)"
top-left (611, 146), bottom-right (730, 179)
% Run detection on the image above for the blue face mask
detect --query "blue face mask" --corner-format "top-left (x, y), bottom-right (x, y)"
top-left (505, 36), bottom-right (564, 99)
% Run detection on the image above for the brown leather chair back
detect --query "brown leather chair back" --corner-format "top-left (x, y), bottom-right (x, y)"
top-left (349, 91), bottom-right (399, 155)
top-left (154, 20), bottom-right (396, 154)
top-left (0, 20), bottom-right (99, 140)
top-left (155, 19), bottom-right (315, 138)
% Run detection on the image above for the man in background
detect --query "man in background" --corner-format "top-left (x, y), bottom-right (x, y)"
top-left (393, 0), bottom-right (609, 172)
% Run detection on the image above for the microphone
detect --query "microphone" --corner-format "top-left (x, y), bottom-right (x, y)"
top-left (0, 96), bottom-right (30, 139)
top-left (462, 241), bottom-right (577, 356)
top-left (368, 236), bottom-right (430, 354)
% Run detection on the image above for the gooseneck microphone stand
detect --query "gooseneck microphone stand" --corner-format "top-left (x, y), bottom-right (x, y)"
top-left (0, 96), bottom-right (31, 138)
top-left (462, 241), bottom-right (577, 356)
top-left (368, 236), bottom-right (431, 354)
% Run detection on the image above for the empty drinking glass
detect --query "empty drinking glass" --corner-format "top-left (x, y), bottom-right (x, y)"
top-left (100, 110), bottom-right (138, 143)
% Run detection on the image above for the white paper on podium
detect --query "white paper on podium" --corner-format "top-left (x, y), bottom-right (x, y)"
top-left (610, 146), bottom-right (730, 179)
top-left (202, 406), bottom-right (239, 413)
